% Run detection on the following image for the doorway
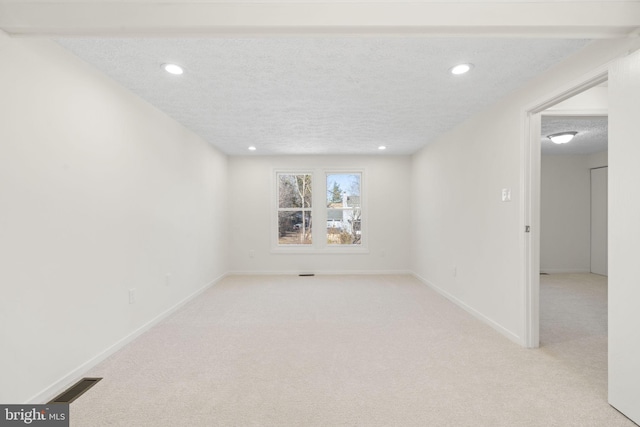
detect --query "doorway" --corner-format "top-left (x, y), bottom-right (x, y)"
top-left (539, 113), bottom-right (608, 275)
top-left (521, 70), bottom-right (607, 349)
top-left (536, 91), bottom-right (609, 394)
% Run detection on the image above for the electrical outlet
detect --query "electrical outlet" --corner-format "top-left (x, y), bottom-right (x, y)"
top-left (165, 274), bottom-right (171, 287)
top-left (128, 288), bottom-right (136, 304)
top-left (249, 250), bottom-right (255, 259)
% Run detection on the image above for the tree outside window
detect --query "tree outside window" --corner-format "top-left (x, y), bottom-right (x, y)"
top-left (277, 173), bottom-right (312, 245)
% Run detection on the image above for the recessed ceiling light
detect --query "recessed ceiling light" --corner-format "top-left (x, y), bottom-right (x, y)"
top-left (162, 63), bottom-right (184, 75)
top-left (450, 63), bottom-right (473, 75)
top-left (248, 146), bottom-right (257, 151)
top-left (378, 146), bottom-right (387, 150)
top-left (548, 131), bottom-right (578, 144)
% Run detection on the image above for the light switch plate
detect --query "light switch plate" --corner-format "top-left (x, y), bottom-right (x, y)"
top-left (501, 188), bottom-right (511, 202)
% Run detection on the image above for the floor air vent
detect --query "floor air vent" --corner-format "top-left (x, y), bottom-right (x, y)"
top-left (48, 377), bottom-right (102, 404)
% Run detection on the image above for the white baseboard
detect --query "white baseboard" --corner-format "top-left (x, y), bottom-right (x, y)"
top-left (411, 272), bottom-right (523, 346)
top-left (539, 269), bottom-right (591, 274)
top-left (28, 273), bottom-right (228, 404)
top-left (227, 270), bottom-right (412, 276)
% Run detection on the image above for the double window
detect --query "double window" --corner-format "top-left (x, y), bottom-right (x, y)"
top-left (275, 170), bottom-right (364, 251)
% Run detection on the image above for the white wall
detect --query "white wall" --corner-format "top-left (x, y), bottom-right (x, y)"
top-left (411, 38), bottom-right (639, 344)
top-left (411, 112), bottom-right (524, 341)
top-left (228, 155), bottom-right (411, 274)
top-left (608, 48), bottom-right (640, 424)
top-left (0, 34), bottom-right (228, 403)
top-left (540, 152), bottom-right (607, 273)
top-left (546, 85), bottom-right (608, 113)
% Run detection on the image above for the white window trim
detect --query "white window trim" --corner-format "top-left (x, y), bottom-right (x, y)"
top-left (271, 168), bottom-right (369, 254)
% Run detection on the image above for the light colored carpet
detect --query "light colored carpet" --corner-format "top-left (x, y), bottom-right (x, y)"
top-left (69, 274), bottom-right (633, 426)
top-left (539, 273), bottom-right (609, 402)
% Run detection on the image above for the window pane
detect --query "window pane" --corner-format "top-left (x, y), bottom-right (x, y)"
top-left (279, 174), bottom-right (312, 208)
top-left (278, 211), bottom-right (312, 245)
top-left (278, 175), bottom-right (301, 208)
top-left (326, 173), bottom-right (361, 245)
top-left (327, 209), bottom-right (361, 245)
top-left (326, 174), bottom-right (360, 206)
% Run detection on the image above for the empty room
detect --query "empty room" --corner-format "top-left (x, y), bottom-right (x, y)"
top-left (1, 1), bottom-right (640, 426)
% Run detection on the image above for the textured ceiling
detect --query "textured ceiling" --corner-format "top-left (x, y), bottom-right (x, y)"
top-left (56, 38), bottom-right (590, 155)
top-left (541, 116), bottom-right (608, 155)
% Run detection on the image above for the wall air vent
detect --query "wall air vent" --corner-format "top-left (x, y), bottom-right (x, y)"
top-left (48, 378), bottom-right (102, 404)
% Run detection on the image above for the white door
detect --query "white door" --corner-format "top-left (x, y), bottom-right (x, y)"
top-left (590, 167), bottom-right (607, 276)
top-left (608, 49), bottom-right (640, 424)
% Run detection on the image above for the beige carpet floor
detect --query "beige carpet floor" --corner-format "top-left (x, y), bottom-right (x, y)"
top-left (539, 273), bottom-right (610, 403)
top-left (69, 274), bottom-right (634, 426)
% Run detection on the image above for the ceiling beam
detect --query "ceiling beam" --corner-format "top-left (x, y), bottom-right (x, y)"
top-left (1, 1), bottom-right (639, 38)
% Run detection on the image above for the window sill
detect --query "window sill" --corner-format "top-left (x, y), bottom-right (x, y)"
top-left (271, 246), bottom-right (369, 255)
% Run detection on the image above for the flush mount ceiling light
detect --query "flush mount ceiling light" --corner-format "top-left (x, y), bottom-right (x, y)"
top-left (378, 146), bottom-right (387, 150)
top-left (548, 131), bottom-right (578, 144)
top-left (162, 63), bottom-right (184, 75)
top-left (450, 63), bottom-right (474, 75)
top-left (248, 146), bottom-right (257, 151)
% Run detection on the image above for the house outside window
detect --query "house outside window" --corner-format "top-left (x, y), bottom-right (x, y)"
top-left (326, 173), bottom-right (361, 245)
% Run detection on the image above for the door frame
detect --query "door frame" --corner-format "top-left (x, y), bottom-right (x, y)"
top-left (520, 65), bottom-right (609, 348)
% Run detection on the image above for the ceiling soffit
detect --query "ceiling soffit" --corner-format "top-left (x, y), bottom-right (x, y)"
top-left (1, 1), bottom-right (640, 37)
